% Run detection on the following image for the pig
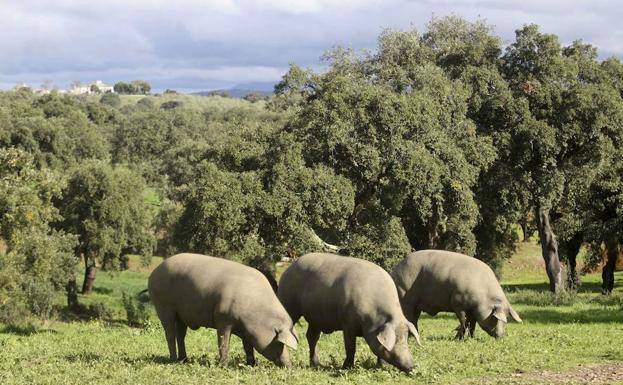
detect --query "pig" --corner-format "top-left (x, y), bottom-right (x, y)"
top-left (278, 252), bottom-right (420, 373)
top-left (147, 253), bottom-right (298, 366)
top-left (391, 249), bottom-right (522, 339)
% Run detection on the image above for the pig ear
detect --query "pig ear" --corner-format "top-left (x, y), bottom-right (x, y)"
top-left (406, 321), bottom-right (422, 346)
top-left (491, 305), bottom-right (508, 323)
top-left (376, 323), bottom-right (396, 351)
top-left (276, 329), bottom-right (298, 350)
top-left (509, 306), bottom-right (522, 323)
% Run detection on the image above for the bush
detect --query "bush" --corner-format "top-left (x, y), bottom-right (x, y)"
top-left (85, 301), bottom-right (113, 320)
top-left (160, 100), bottom-right (183, 110)
top-left (122, 291), bottom-right (149, 327)
top-left (100, 93), bottom-right (121, 108)
top-left (136, 97), bottom-right (154, 109)
top-left (69, 301), bottom-right (113, 320)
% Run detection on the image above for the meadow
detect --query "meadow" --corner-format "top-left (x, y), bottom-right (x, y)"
top-left (1, 243), bottom-right (621, 385)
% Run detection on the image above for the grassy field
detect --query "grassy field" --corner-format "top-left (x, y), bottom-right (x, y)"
top-left (1, 243), bottom-right (622, 385)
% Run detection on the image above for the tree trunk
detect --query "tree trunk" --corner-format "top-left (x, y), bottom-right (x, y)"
top-left (427, 205), bottom-right (440, 249)
top-left (535, 206), bottom-right (564, 293)
top-left (602, 241), bottom-right (618, 295)
top-left (66, 275), bottom-right (78, 310)
top-left (561, 233), bottom-right (582, 290)
top-left (310, 229), bottom-right (340, 253)
top-left (82, 257), bottom-right (97, 295)
top-left (520, 219), bottom-right (529, 242)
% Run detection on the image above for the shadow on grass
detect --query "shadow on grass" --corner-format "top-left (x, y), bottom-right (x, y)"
top-left (65, 353), bottom-right (102, 363)
top-left (123, 354), bottom-right (243, 367)
top-left (92, 287), bottom-right (114, 295)
top-left (504, 272), bottom-right (623, 295)
top-left (306, 356), bottom-right (408, 377)
top-left (122, 354), bottom-right (177, 365)
top-left (519, 307), bottom-right (622, 324)
top-left (0, 324), bottom-right (58, 336)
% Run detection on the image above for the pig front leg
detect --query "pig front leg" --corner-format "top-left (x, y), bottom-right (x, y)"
top-left (217, 325), bottom-right (232, 365)
top-left (466, 313), bottom-right (476, 338)
top-left (242, 336), bottom-right (256, 366)
top-left (454, 310), bottom-right (467, 340)
top-left (306, 326), bottom-right (321, 367)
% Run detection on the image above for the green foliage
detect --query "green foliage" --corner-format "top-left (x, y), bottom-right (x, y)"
top-left (160, 100), bottom-right (183, 110)
top-left (121, 291), bottom-right (149, 327)
top-left (55, 161), bottom-right (155, 272)
top-left (99, 92), bottom-right (121, 108)
top-left (242, 92), bottom-right (266, 103)
top-left (136, 97), bottom-right (154, 109)
top-left (287, 30), bottom-right (495, 261)
top-left (0, 148), bottom-right (76, 321)
top-left (114, 80), bottom-right (151, 95)
top-left (0, 92), bottom-right (110, 169)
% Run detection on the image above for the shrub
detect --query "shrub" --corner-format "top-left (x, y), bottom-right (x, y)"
top-left (100, 93), bottom-right (121, 108)
top-left (136, 97), bottom-right (154, 109)
top-left (122, 291), bottom-right (149, 327)
top-left (160, 100), bottom-right (183, 110)
top-left (85, 301), bottom-right (113, 320)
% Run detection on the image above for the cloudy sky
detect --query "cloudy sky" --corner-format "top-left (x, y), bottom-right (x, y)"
top-left (1, 0), bottom-right (622, 92)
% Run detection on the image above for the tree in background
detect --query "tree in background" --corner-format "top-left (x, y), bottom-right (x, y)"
top-left (113, 82), bottom-right (131, 94)
top-left (55, 161), bottom-right (154, 295)
top-left (113, 80), bottom-right (151, 95)
top-left (283, 30), bottom-right (496, 268)
top-left (0, 148), bottom-right (76, 320)
top-left (501, 26), bottom-right (623, 292)
top-left (0, 92), bottom-right (110, 169)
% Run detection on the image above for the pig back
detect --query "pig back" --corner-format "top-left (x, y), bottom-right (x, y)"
top-left (149, 253), bottom-right (278, 329)
top-left (279, 252), bottom-right (401, 333)
top-left (393, 250), bottom-right (505, 313)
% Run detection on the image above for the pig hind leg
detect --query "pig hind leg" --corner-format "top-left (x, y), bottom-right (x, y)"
top-left (175, 318), bottom-right (188, 361)
top-left (155, 307), bottom-right (178, 361)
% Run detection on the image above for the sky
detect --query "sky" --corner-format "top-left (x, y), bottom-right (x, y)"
top-left (1, 0), bottom-right (622, 93)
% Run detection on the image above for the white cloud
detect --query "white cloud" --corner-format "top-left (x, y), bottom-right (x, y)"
top-left (247, 0), bottom-right (391, 14)
top-left (0, 0), bottom-right (622, 91)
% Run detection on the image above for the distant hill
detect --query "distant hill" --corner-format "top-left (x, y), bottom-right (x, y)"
top-left (193, 81), bottom-right (275, 98)
top-left (193, 89), bottom-right (273, 98)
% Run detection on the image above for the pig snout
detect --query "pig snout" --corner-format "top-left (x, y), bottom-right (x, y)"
top-left (276, 349), bottom-right (292, 368)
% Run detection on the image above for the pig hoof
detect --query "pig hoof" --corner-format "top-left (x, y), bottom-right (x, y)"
top-left (246, 359), bottom-right (256, 366)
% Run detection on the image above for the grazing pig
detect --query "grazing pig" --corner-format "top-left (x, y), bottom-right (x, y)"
top-left (148, 253), bottom-right (298, 366)
top-left (391, 250), bottom-right (522, 339)
top-left (278, 252), bottom-right (420, 373)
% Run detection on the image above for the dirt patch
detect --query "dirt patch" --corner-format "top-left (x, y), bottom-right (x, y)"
top-left (469, 362), bottom-right (623, 385)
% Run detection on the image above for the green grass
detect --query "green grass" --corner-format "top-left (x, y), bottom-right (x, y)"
top-left (1, 243), bottom-right (622, 385)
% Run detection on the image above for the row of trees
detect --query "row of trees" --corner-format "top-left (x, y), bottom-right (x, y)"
top-left (1, 16), bottom-right (622, 322)
top-left (270, 18), bottom-right (623, 293)
top-left (113, 80), bottom-right (151, 95)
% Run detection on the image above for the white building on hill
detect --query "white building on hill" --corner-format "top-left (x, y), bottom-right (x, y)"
top-left (70, 80), bottom-right (115, 95)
